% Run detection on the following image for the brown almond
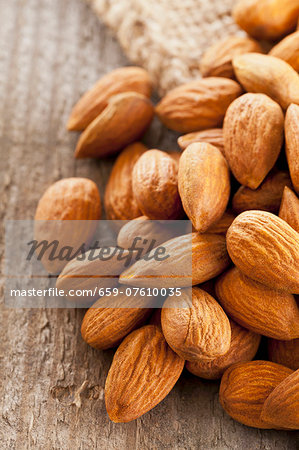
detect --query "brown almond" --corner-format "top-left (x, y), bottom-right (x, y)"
top-left (261, 369), bottom-right (299, 430)
top-left (233, 53), bottom-right (299, 110)
top-left (67, 66), bottom-right (152, 130)
top-left (279, 186), bottom-right (299, 232)
top-left (232, 170), bottom-right (292, 214)
top-left (178, 143), bottom-right (230, 232)
top-left (285, 103), bottom-right (299, 193)
top-left (186, 319), bottom-right (261, 379)
top-left (269, 31), bottom-right (299, 71)
top-left (156, 78), bottom-right (242, 133)
top-left (268, 338), bottom-right (299, 370)
top-left (161, 287), bottom-right (231, 361)
top-left (219, 361), bottom-right (293, 429)
top-left (105, 325), bottom-right (185, 422)
top-left (226, 210), bottom-right (299, 293)
top-left (178, 128), bottom-right (224, 154)
top-left (132, 149), bottom-right (182, 219)
top-left (223, 93), bottom-right (284, 188)
top-left (200, 36), bottom-right (262, 79)
top-left (206, 211), bottom-right (236, 235)
top-left (75, 92), bottom-right (154, 158)
top-left (104, 142), bottom-right (146, 220)
top-left (215, 267), bottom-right (299, 340)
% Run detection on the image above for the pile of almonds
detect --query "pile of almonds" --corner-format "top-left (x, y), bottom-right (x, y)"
top-left (34, 0), bottom-right (299, 428)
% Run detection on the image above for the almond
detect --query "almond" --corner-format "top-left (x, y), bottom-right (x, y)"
top-left (132, 149), bottom-right (182, 219)
top-left (233, 53), bottom-right (299, 110)
top-left (232, 170), bottom-right (292, 214)
top-left (233, 0), bottom-right (299, 41)
top-left (161, 287), bottom-right (231, 361)
top-left (279, 186), bottom-right (299, 232)
top-left (178, 143), bottom-right (230, 232)
top-left (34, 178), bottom-right (101, 273)
top-left (206, 211), bottom-right (236, 235)
top-left (67, 66), bottom-right (152, 131)
top-left (215, 267), bottom-right (299, 339)
top-left (105, 325), bottom-right (184, 422)
top-left (261, 369), bottom-right (299, 429)
top-left (119, 232), bottom-right (230, 288)
top-left (156, 78), bottom-right (242, 133)
top-left (226, 210), bottom-right (299, 293)
top-left (186, 319), bottom-right (261, 379)
top-left (223, 93), bottom-right (284, 188)
top-left (200, 36), bottom-right (262, 79)
top-left (81, 291), bottom-right (153, 350)
top-left (104, 142), bottom-right (146, 220)
top-left (177, 128), bottom-right (224, 154)
top-left (285, 103), bottom-right (299, 193)
top-left (269, 31), bottom-right (299, 71)
top-left (219, 361), bottom-right (293, 429)
top-left (75, 92), bottom-right (154, 158)
top-left (268, 338), bottom-right (299, 370)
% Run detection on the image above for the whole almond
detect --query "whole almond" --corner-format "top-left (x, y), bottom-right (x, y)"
top-left (268, 338), bottom-right (299, 370)
top-left (226, 210), bottom-right (299, 293)
top-left (233, 53), bottom-right (299, 110)
top-left (178, 128), bottom-right (224, 154)
top-left (219, 361), bottom-right (293, 429)
top-left (132, 149), bottom-right (182, 219)
top-left (233, 0), bottom-right (299, 41)
top-left (186, 319), bottom-right (261, 379)
top-left (178, 143), bottom-right (230, 232)
top-left (215, 267), bottom-right (299, 339)
top-left (232, 170), bottom-right (292, 214)
top-left (269, 31), bottom-right (299, 71)
top-left (261, 369), bottom-right (299, 429)
top-left (81, 292), bottom-right (153, 350)
top-left (105, 325), bottom-right (184, 422)
top-left (104, 142), bottom-right (146, 220)
top-left (67, 66), bottom-right (152, 131)
top-left (279, 186), bottom-right (299, 232)
top-left (200, 36), bottom-right (262, 79)
top-left (285, 103), bottom-right (299, 193)
top-left (223, 93), bottom-right (284, 188)
top-left (206, 211), bottom-right (236, 235)
top-left (161, 287), bottom-right (231, 361)
top-left (119, 232), bottom-right (230, 288)
top-left (75, 92), bottom-right (154, 158)
top-left (156, 78), bottom-right (242, 133)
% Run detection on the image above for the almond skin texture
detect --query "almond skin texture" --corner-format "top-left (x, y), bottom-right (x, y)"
top-left (104, 142), bottom-right (146, 220)
top-left (215, 267), bottom-right (299, 340)
top-left (119, 232), bottom-right (230, 288)
top-left (178, 143), bottom-right (230, 232)
top-left (81, 292), bottom-right (153, 350)
top-left (206, 211), bottom-right (236, 235)
top-left (219, 361), bottom-right (293, 429)
top-left (268, 338), bottom-right (299, 370)
top-left (132, 149), bottom-right (182, 219)
top-left (233, 0), bottom-right (299, 41)
top-left (223, 93), bottom-right (284, 189)
top-left (186, 320), bottom-right (261, 379)
top-left (67, 66), bottom-right (152, 131)
top-left (279, 186), bottom-right (299, 232)
top-left (261, 369), bottom-right (299, 429)
top-left (232, 170), bottom-right (292, 214)
top-left (226, 210), bottom-right (299, 293)
top-left (156, 78), bottom-right (242, 133)
top-left (233, 53), bottom-right (299, 110)
top-left (161, 287), bottom-right (231, 361)
top-left (285, 104), bottom-right (299, 193)
top-left (75, 92), bottom-right (154, 158)
top-left (178, 128), bottom-right (224, 154)
top-left (105, 325), bottom-right (185, 423)
top-left (35, 178), bottom-right (101, 273)
top-left (200, 36), bottom-right (262, 79)
top-left (269, 31), bottom-right (299, 72)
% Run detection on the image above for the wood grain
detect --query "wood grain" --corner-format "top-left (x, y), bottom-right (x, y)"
top-left (0, 0), bottom-right (297, 448)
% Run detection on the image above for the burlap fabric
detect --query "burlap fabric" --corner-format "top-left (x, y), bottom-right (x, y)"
top-left (86, 0), bottom-right (242, 94)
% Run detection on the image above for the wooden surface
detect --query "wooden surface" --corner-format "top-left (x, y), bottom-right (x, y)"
top-left (0, 1), bottom-right (297, 448)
